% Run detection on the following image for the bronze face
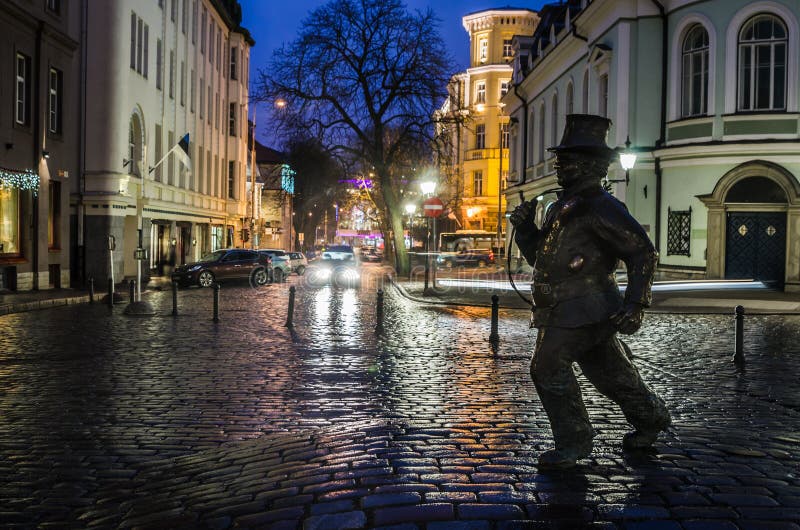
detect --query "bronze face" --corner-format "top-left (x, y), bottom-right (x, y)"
top-left (554, 152), bottom-right (612, 188)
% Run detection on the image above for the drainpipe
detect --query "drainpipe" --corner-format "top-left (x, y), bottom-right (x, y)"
top-left (33, 20), bottom-right (44, 290)
top-left (79, 0), bottom-right (88, 285)
top-left (512, 84), bottom-right (529, 185)
top-left (649, 0), bottom-right (667, 253)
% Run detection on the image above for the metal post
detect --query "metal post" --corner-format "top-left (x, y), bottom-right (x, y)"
top-left (490, 294), bottom-right (499, 343)
top-left (423, 217), bottom-right (430, 291)
top-left (213, 283), bottom-right (220, 322)
top-left (107, 278), bottom-right (114, 307)
top-left (733, 305), bottom-right (745, 365)
top-left (285, 285), bottom-right (296, 327)
top-left (376, 288), bottom-right (384, 332)
top-left (172, 280), bottom-right (179, 316)
top-left (88, 276), bottom-right (94, 303)
top-left (129, 279), bottom-right (135, 303)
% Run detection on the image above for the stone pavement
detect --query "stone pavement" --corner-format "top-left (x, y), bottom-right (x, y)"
top-left (0, 269), bottom-right (799, 529)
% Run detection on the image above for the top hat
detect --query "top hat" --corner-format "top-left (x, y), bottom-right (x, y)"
top-left (548, 114), bottom-right (617, 159)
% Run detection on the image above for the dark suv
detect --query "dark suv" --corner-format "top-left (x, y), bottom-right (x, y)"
top-left (438, 249), bottom-right (495, 268)
top-left (172, 249), bottom-right (271, 287)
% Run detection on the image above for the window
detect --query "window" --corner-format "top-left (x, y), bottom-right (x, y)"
top-left (500, 80), bottom-right (509, 98)
top-left (128, 114), bottom-right (143, 177)
top-left (190, 69), bottom-right (196, 112)
top-left (566, 82), bottom-right (574, 114)
top-left (216, 31), bottom-right (221, 70)
top-left (229, 102), bottom-right (237, 136)
top-left (156, 39), bottom-right (163, 90)
top-left (598, 74), bottom-right (608, 117)
top-left (476, 82), bottom-right (486, 104)
top-left (180, 60), bottom-right (186, 106)
top-left (228, 161), bottom-right (235, 198)
top-left (738, 14), bottom-right (787, 111)
top-left (215, 92), bottom-right (219, 129)
top-left (207, 85), bottom-right (212, 123)
top-left (667, 207), bottom-right (692, 256)
top-left (0, 186), bottom-right (20, 255)
top-left (682, 25), bottom-right (709, 117)
top-left (479, 38), bottom-right (488, 63)
top-left (503, 39), bottom-right (513, 58)
top-left (201, 9), bottom-right (206, 54)
top-left (48, 181), bottom-right (61, 249)
top-left (47, 0), bottom-right (60, 14)
top-left (154, 124), bottom-right (163, 181)
top-left (181, 0), bottom-right (188, 34)
top-left (129, 13), bottom-right (148, 77)
top-left (473, 170), bottom-right (483, 196)
top-left (230, 46), bottom-right (238, 80)
top-left (501, 123), bottom-right (509, 149)
top-left (551, 93), bottom-right (558, 148)
top-left (538, 105), bottom-right (545, 161)
top-left (168, 130), bottom-right (175, 184)
top-left (209, 22), bottom-right (214, 61)
top-left (171, 0), bottom-right (177, 22)
top-left (15, 53), bottom-right (31, 126)
top-left (169, 50), bottom-right (175, 99)
top-left (48, 68), bottom-right (63, 134)
top-left (475, 124), bottom-right (485, 149)
top-left (199, 76), bottom-right (204, 117)
top-left (192, 1), bottom-right (197, 43)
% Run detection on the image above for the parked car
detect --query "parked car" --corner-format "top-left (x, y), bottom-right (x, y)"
top-left (361, 249), bottom-right (382, 263)
top-left (172, 249), bottom-right (270, 287)
top-left (307, 245), bottom-right (360, 287)
top-left (257, 250), bottom-right (292, 282)
top-left (287, 252), bottom-right (308, 275)
top-left (437, 249), bottom-right (495, 268)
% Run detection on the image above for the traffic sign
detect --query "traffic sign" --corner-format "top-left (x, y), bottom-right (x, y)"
top-left (422, 197), bottom-right (444, 218)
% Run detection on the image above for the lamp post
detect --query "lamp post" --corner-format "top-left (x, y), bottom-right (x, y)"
top-left (420, 180), bottom-right (436, 292)
top-left (606, 135), bottom-right (637, 188)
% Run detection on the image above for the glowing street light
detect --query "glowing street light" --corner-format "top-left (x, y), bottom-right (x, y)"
top-left (420, 181), bottom-right (436, 196)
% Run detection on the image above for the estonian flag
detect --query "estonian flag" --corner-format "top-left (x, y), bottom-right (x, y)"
top-left (174, 133), bottom-right (191, 171)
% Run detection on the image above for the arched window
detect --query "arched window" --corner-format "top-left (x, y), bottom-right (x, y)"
top-left (682, 24), bottom-right (709, 117)
top-left (538, 103), bottom-right (545, 162)
top-left (738, 14), bottom-right (787, 111)
top-left (551, 93), bottom-right (559, 151)
top-left (566, 82), bottom-right (574, 115)
top-left (128, 113), bottom-right (143, 177)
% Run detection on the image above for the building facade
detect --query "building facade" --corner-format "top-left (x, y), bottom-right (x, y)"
top-left (254, 140), bottom-right (294, 251)
top-left (442, 9), bottom-right (539, 240)
top-left (79, 0), bottom-right (253, 284)
top-left (0, 0), bottom-right (78, 291)
top-left (505, 0), bottom-right (800, 291)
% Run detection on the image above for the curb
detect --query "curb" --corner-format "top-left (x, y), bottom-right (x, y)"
top-left (0, 294), bottom-right (91, 316)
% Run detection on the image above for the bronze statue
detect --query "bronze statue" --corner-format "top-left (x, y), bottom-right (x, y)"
top-left (510, 114), bottom-right (670, 469)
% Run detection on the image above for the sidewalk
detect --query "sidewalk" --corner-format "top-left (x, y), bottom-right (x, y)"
top-left (394, 268), bottom-right (800, 314)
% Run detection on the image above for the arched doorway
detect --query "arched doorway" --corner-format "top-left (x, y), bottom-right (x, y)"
top-left (699, 161), bottom-right (800, 290)
top-left (723, 177), bottom-right (786, 286)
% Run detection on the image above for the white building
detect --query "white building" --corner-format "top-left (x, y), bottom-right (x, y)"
top-left (79, 0), bottom-right (253, 283)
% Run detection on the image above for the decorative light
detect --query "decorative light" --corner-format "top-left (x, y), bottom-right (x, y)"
top-left (419, 181), bottom-right (436, 196)
top-left (0, 167), bottom-right (40, 196)
top-left (620, 136), bottom-right (637, 171)
top-left (404, 204), bottom-right (416, 215)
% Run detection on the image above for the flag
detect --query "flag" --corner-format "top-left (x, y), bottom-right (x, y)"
top-left (175, 133), bottom-right (191, 171)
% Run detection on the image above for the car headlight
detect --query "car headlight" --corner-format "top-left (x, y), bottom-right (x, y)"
top-left (312, 268), bottom-right (332, 280)
top-left (339, 268), bottom-right (360, 281)
top-left (187, 264), bottom-right (202, 272)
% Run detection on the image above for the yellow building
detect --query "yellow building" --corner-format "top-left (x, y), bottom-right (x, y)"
top-left (443, 9), bottom-right (539, 237)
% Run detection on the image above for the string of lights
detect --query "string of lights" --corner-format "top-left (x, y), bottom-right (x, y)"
top-left (0, 167), bottom-right (40, 195)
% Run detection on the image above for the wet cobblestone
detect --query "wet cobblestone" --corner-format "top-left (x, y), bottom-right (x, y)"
top-left (0, 271), bottom-right (799, 528)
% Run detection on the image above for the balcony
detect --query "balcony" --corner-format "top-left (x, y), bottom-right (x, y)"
top-left (465, 148), bottom-right (508, 161)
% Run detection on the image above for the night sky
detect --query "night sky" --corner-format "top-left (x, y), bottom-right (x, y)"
top-left (239, 0), bottom-right (549, 144)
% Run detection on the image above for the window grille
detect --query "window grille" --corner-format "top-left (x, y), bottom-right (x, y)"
top-left (667, 207), bottom-right (691, 256)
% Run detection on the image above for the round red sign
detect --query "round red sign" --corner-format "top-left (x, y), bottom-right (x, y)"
top-left (422, 197), bottom-right (444, 218)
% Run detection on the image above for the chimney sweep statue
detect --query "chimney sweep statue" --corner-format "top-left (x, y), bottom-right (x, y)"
top-left (509, 114), bottom-right (670, 470)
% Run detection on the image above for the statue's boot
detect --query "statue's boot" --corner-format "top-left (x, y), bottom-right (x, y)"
top-left (537, 443), bottom-right (592, 470)
top-left (623, 409), bottom-right (671, 451)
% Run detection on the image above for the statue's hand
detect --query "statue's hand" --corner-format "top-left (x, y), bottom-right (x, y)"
top-left (509, 201), bottom-right (538, 235)
top-left (610, 302), bottom-right (645, 335)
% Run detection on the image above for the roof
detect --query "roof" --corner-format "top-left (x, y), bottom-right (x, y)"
top-left (253, 139), bottom-right (286, 165)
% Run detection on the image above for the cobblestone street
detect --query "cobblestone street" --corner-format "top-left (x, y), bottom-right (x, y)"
top-left (1, 269), bottom-right (799, 529)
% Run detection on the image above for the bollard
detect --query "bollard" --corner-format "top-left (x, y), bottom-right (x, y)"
top-left (213, 283), bottom-right (220, 322)
top-left (107, 278), bottom-right (114, 307)
top-left (376, 288), bottom-right (384, 332)
top-left (285, 285), bottom-right (296, 327)
top-left (89, 276), bottom-right (95, 303)
top-left (172, 280), bottom-right (179, 316)
top-left (129, 279), bottom-right (136, 303)
top-left (489, 294), bottom-right (500, 344)
top-left (733, 305), bottom-right (745, 365)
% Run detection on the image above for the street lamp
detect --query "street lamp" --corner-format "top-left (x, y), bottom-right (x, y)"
top-left (420, 180), bottom-right (436, 196)
top-left (613, 135), bottom-right (637, 186)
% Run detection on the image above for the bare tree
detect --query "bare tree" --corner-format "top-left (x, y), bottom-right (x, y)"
top-left (255, 0), bottom-right (458, 274)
